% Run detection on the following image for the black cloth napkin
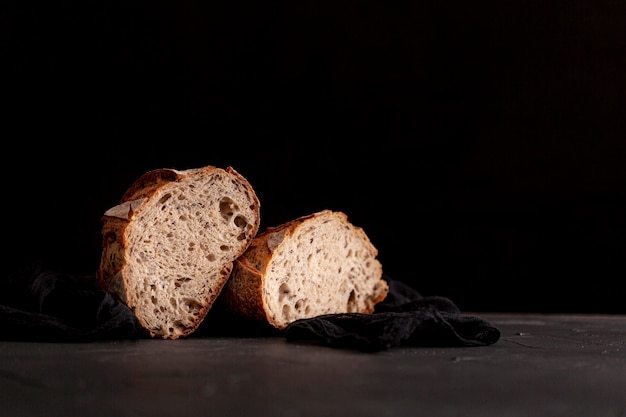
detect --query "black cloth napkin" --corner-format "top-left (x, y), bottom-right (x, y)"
top-left (0, 262), bottom-right (500, 351)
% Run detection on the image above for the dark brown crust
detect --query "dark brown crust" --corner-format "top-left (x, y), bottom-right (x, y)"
top-left (96, 216), bottom-right (128, 292)
top-left (220, 258), bottom-right (268, 322)
top-left (121, 167), bottom-right (194, 202)
top-left (261, 211), bottom-right (316, 235)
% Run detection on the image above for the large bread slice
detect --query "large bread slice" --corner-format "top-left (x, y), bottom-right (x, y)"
top-left (96, 165), bottom-right (261, 339)
top-left (220, 209), bottom-right (388, 330)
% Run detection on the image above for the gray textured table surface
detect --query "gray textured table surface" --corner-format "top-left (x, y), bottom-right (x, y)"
top-left (1, 313), bottom-right (624, 417)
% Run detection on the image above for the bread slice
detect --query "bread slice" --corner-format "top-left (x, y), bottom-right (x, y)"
top-left (219, 209), bottom-right (388, 330)
top-left (96, 165), bottom-right (261, 339)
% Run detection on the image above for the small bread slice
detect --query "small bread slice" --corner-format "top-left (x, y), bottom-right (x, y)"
top-left (220, 209), bottom-right (388, 330)
top-left (96, 165), bottom-right (260, 339)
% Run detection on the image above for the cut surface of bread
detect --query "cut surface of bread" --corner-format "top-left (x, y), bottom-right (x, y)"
top-left (97, 165), bottom-right (260, 339)
top-left (220, 210), bottom-right (388, 330)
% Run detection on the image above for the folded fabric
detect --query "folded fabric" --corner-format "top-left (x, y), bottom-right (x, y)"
top-left (0, 261), bottom-right (500, 351)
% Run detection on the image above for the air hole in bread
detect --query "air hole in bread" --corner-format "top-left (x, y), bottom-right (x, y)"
top-left (151, 296), bottom-right (157, 305)
top-left (174, 277), bottom-right (191, 288)
top-left (347, 290), bottom-right (357, 312)
top-left (184, 298), bottom-right (202, 314)
top-left (234, 214), bottom-right (247, 228)
top-left (170, 298), bottom-right (177, 307)
top-left (207, 253), bottom-right (216, 262)
top-left (159, 193), bottom-right (172, 205)
top-left (295, 299), bottom-right (306, 311)
top-left (220, 245), bottom-right (230, 252)
top-left (219, 197), bottom-right (237, 220)
top-left (278, 283), bottom-right (290, 302)
top-left (282, 304), bottom-right (291, 320)
top-left (173, 321), bottom-right (191, 332)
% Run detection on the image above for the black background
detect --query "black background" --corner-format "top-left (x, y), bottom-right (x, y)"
top-left (5, 1), bottom-right (625, 314)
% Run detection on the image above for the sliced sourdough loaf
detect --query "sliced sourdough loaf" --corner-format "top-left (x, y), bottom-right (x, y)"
top-left (96, 165), bottom-right (261, 339)
top-left (219, 209), bottom-right (388, 330)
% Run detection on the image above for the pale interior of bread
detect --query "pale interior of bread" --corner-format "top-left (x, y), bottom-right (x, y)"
top-left (121, 171), bottom-right (258, 338)
top-left (262, 212), bottom-right (386, 329)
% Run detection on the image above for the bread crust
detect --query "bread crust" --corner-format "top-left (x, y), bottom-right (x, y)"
top-left (221, 210), bottom-right (388, 329)
top-left (97, 165), bottom-right (260, 339)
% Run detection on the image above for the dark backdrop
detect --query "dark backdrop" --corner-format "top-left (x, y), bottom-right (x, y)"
top-left (5, 1), bottom-right (625, 314)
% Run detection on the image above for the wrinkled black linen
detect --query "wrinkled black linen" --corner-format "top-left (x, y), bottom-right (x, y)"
top-left (0, 262), bottom-right (500, 351)
top-left (0, 262), bottom-right (147, 342)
